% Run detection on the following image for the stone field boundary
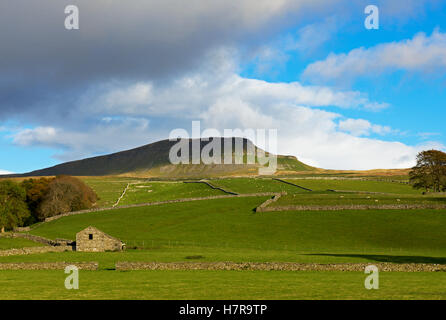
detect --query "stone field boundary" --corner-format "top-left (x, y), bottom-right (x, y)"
top-left (0, 262), bottom-right (98, 270)
top-left (0, 246), bottom-right (73, 257)
top-left (0, 261), bottom-right (444, 271)
top-left (273, 178), bottom-right (313, 191)
top-left (184, 180), bottom-right (238, 195)
top-left (256, 203), bottom-right (446, 212)
top-left (115, 262), bottom-right (446, 272)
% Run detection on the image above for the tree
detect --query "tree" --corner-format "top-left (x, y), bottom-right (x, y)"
top-left (409, 150), bottom-right (446, 193)
top-left (21, 177), bottom-right (53, 223)
top-left (0, 180), bottom-right (30, 232)
top-left (38, 176), bottom-right (98, 218)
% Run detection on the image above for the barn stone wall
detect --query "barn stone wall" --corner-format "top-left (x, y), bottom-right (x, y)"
top-left (76, 227), bottom-right (123, 252)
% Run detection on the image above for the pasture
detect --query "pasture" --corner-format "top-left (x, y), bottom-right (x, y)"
top-left (2, 175), bottom-right (445, 300)
top-left (0, 270), bottom-right (444, 300)
top-left (118, 181), bottom-right (226, 206)
top-left (282, 178), bottom-right (419, 194)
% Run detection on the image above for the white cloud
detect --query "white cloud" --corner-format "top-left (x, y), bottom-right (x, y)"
top-left (12, 118), bottom-right (156, 161)
top-left (286, 16), bottom-right (341, 54)
top-left (303, 29), bottom-right (446, 82)
top-left (81, 49), bottom-right (390, 117)
top-left (10, 64), bottom-right (443, 170)
top-left (338, 118), bottom-right (392, 136)
top-left (0, 170), bottom-right (13, 175)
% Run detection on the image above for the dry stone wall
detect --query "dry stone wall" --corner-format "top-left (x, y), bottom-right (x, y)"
top-left (255, 192), bottom-right (286, 212)
top-left (259, 204), bottom-right (446, 212)
top-left (0, 262), bottom-right (98, 270)
top-left (115, 262), bottom-right (446, 272)
top-left (273, 178), bottom-right (313, 191)
top-left (184, 180), bottom-right (238, 195)
top-left (0, 246), bottom-right (73, 257)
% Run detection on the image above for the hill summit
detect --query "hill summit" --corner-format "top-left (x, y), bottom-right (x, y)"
top-left (11, 138), bottom-right (315, 178)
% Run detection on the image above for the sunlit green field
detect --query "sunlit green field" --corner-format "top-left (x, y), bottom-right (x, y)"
top-left (26, 197), bottom-right (446, 262)
top-left (0, 270), bottom-right (444, 300)
top-left (3, 176), bottom-right (445, 300)
top-left (118, 181), bottom-right (226, 206)
top-left (81, 177), bottom-right (143, 207)
top-left (0, 237), bottom-right (43, 250)
top-left (271, 192), bottom-right (446, 206)
top-left (283, 179), bottom-right (419, 194)
top-left (209, 178), bottom-right (307, 194)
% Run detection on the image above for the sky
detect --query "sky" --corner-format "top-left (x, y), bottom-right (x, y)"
top-left (1, 0), bottom-right (446, 173)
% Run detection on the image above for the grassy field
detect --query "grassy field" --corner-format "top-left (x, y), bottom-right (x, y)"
top-left (271, 192), bottom-right (446, 206)
top-left (0, 237), bottom-right (43, 250)
top-left (283, 179), bottom-right (420, 194)
top-left (0, 270), bottom-right (444, 300)
top-left (209, 178), bottom-right (308, 194)
top-left (118, 181), bottom-right (226, 206)
top-left (81, 177), bottom-right (143, 207)
top-left (2, 176), bottom-right (445, 300)
top-left (26, 197), bottom-right (446, 263)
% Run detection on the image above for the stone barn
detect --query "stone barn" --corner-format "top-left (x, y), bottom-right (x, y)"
top-left (76, 226), bottom-right (124, 252)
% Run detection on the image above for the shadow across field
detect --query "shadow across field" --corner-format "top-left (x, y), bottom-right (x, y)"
top-left (305, 253), bottom-right (446, 264)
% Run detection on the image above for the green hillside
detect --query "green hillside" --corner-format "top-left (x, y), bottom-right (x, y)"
top-left (11, 138), bottom-right (316, 178)
top-left (2, 176), bottom-right (445, 300)
top-left (27, 197), bottom-right (446, 262)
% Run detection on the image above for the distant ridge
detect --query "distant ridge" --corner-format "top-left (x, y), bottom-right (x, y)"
top-left (5, 137), bottom-right (315, 178)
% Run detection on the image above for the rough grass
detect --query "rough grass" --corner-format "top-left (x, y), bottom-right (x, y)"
top-left (0, 270), bottom-right (444, 300)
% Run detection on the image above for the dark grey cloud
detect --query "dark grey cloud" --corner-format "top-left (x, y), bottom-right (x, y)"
top-left (0, 0), bottom-right (436, 123)
top-left (1, 0), bottom-right (330, 120)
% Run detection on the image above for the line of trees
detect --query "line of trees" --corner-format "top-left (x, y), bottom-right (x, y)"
top-left (0, 175), bottom-right (98, 232)
top-left (410, 149), bottom-right (446, 193)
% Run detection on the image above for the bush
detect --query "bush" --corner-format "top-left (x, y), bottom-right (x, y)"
top-left (38, 176), bottom-right (98, 219)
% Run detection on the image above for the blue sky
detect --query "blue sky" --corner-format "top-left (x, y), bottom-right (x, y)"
top-left (1, 0), bottom-right (446, 173)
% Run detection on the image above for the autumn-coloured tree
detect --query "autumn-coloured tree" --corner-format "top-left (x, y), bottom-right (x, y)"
top-left (21, 177), bottom-right (54, 222)
top-left (409, 150), bottom-right (446, 192)
top-left (38, 176), bottom-right (98, 218)
top-left (0, 180), bottom-right (30, 232)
